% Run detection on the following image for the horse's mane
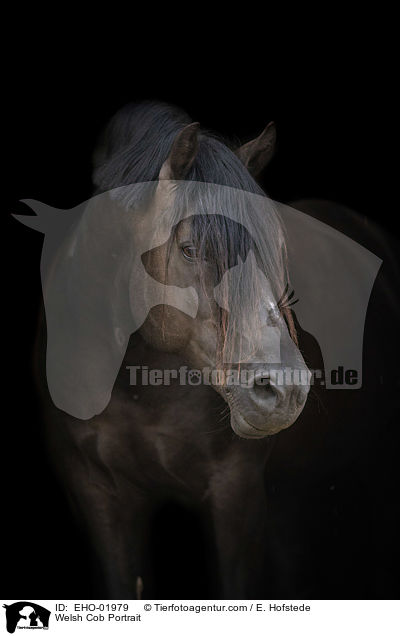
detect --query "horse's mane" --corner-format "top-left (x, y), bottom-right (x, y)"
top-left (92, 100), bottom-right (264, 195)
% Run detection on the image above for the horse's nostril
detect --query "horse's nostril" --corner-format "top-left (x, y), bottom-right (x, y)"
top-left (251, 369), bottom-right (286, 406)
top-left (254, 371), bottom-right (270, 388)
top-left (249, 370), bottom-right (279, 411)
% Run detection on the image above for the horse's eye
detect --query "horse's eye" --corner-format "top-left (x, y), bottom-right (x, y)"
top-left (181, 244), bottom-right (198, 260)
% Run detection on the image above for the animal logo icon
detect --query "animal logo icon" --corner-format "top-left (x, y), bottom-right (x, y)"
top-left (2, 602), bottom-right (50, 633)
top-left (14, 183), bottom-right (382, 420)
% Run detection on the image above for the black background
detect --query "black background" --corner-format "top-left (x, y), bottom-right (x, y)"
top-left (3, 33), bottom-right (399, 600)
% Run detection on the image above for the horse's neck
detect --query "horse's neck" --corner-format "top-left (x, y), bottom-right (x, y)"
top-left (122, 330), bottom-right (189, 371)
top-left (114, 330), bottom-right (218, 418)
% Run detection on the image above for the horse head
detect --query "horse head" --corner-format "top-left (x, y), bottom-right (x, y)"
top-left (133, 122), bottom-right (311, 437)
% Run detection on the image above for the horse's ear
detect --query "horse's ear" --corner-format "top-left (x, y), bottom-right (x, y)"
top-left (159, 122), bottom-right (200, 180)
top-left (235, 122), bottom-right (276, 176)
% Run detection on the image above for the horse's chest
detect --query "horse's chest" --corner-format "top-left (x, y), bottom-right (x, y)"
top-left (105, 384), bottom-right (235, 497)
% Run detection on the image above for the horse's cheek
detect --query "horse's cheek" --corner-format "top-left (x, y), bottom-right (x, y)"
top-left (139, 305), bottom-right (193, 353)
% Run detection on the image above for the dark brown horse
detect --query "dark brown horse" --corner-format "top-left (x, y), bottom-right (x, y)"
top-left (35, 102), bottom-right (311, 598)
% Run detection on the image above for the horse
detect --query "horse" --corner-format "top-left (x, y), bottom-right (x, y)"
top-left (33, 101), bottom-right (312, 599)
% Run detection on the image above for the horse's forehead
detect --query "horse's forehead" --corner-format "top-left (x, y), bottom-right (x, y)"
top-left (174, 217), bottom-right (192, 239)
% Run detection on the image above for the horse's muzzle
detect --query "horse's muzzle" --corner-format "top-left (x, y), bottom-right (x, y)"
top-left (225, 365), bottom-right (311, 438)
